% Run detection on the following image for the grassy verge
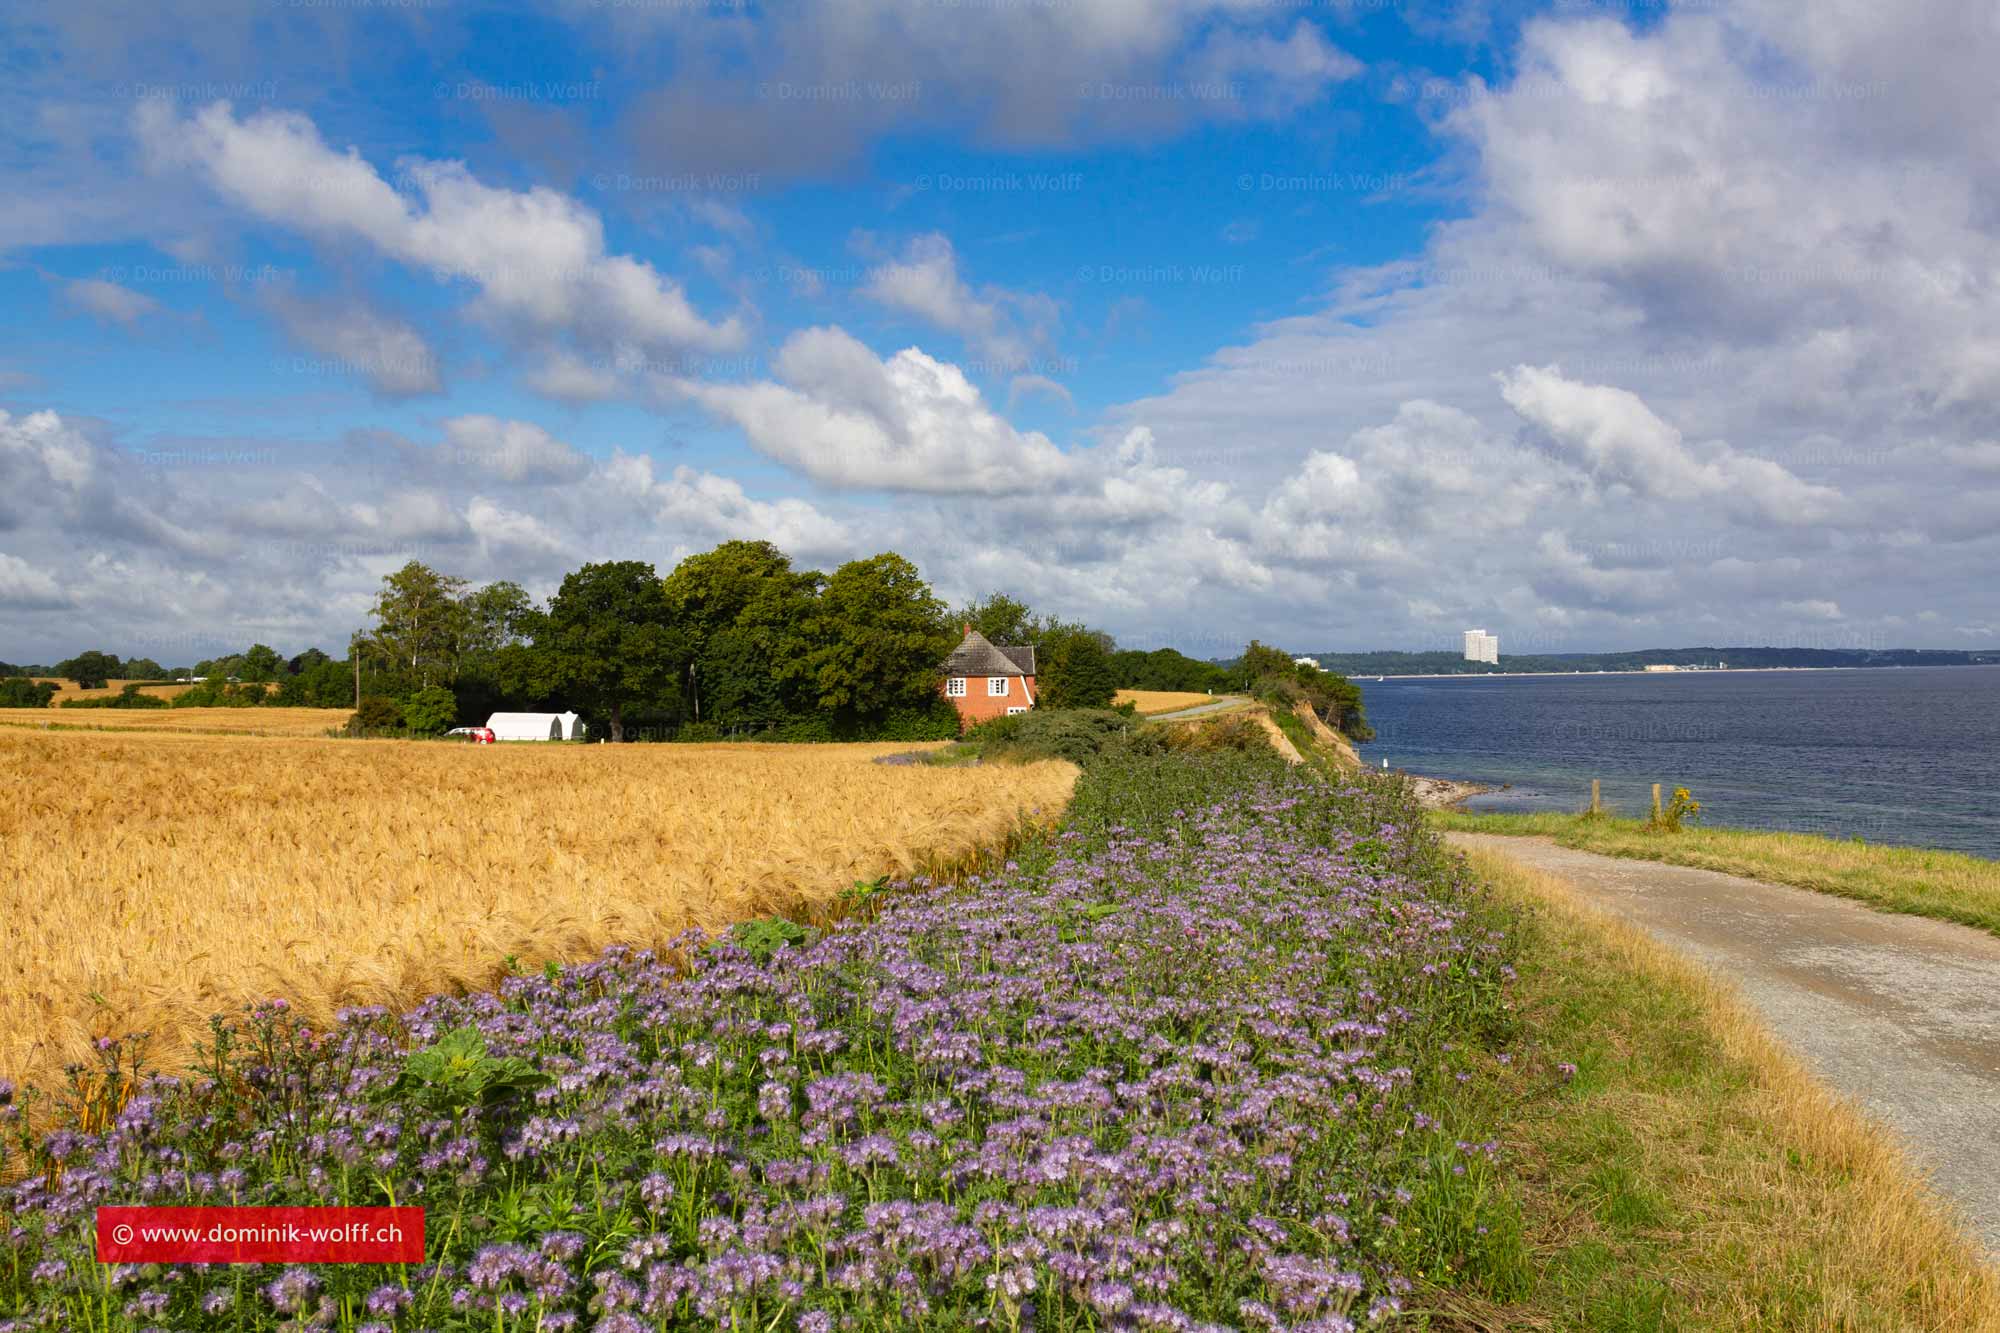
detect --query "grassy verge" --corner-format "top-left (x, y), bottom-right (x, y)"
top-left (1432, 810), bottom-right (2000, 937)
top-left (1431, 847), bottom-right (2000, 1330)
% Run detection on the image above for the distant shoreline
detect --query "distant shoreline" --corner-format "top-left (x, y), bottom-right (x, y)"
top-left (1364, 664), bottom-right (2000, 681)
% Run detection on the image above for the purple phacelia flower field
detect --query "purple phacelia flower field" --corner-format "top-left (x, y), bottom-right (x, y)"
top-left (1, 753), bottom-right (1519, 1330)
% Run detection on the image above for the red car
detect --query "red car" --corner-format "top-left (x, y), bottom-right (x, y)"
top-left (445, 726), bottom-right (496, 744)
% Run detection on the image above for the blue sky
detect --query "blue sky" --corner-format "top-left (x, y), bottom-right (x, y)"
top-left (3, 0), bottom-right (1996, 663)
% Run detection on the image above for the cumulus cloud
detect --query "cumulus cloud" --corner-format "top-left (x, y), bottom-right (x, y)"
top-left (266, 293), bottom-right (442, 397)
top-left (860, 233), bottom-right (1058, 375)
top-left (1495, 365), bottom-right (1844, 525)
top-left (0, 406), bottom-right (855, 660)
top-left (607, 4), bottom-right (1365, 179)
top-left (0, 553), bottom-right (71, 609)
top-left (439, 416), bottom-right (591, 485)
top-left (139, 100), bottom-right (745, 357)
top-left (62, 278), bottom-right (161, 329)
top-left (671, 326), bottom-right (1075, 495)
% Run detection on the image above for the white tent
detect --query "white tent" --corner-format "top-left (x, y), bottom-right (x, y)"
top-left (486, 711), bottom-right (584, 741)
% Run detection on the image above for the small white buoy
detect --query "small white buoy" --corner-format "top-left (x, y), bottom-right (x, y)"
top-left (1381, 757), bottom-right (1388, 769)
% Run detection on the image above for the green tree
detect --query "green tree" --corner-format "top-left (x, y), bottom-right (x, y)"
top-left (237, 643), bottom-right (285, 682)
top-left (370, 561), bottom-right (471, 686)
top-left (532, 560), bottom-right (682, 742)
top-left (1038, 628), bottom-right (1118, 709)
top-left (1108, 646), bottom-right (1231, 693)
top-left (802, 553), bottom-right (954, 724)
top-left (55, 650), bottom-right (121, 690)
top-left (0, 677), bottom-right (58, 707)
top-left (662, 541), bottom-right (820, 729)
top-left (461, 581), bottom-right (534, 658)
top-left (954, 591), bottom-right (1036, 646)
top-left (349, 694), bottom-right (404, 734)
top-left (120, 656), bottom-right (167, 679)
top-left (1233, 640), bottom-right (1373, 742)
top-left (401, 685), bottom-right (459, 735)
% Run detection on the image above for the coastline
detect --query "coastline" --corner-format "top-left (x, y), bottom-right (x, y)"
top-left (1362, 663), bottom-right (2000, 680)
top-left (1401, 771), bottom-right (1492, 809)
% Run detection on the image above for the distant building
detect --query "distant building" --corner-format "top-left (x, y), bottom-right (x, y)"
top-left (1642, 664), bottom-right (1679, 673)
top-left (1293, 656), bottom-right (1321, 670)
top-left (941, 627), bottom-right (1037, 727)
top-left (1462, 629), bottom-right (1499, 664)
top-left (487, 711), bottom-right (584, 740)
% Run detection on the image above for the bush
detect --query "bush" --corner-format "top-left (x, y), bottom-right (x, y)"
top-left (346, 694), bottom-right (404, 735)
top-left (968, 707), bottom-right (1137, 764)
top-left (1163, 713), bottom-right (1270, 755)
top-left (171, 681), bottom-right (274, 708)
top-left (0, 677), bottom-right (57, 708)
top-left (870, 698), bottom-right (962, 742)
top-left (400, 685), bottom-right (459, 736)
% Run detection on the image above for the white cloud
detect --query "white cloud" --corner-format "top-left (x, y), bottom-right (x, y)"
top-left (266, 293), bottom-right (442, 397)
top-left (672, 326), bottom-right (1074, 495)
top-left (1496, 365), bottom-right (1844, 525)
top-left (860, 233), bottom-right (1057, 375)
top-left (439, 416), bottom-right (591, 484)
top-left (0, 553), bottom-right (70, 609)
top-left (523, 349), bottom-right (622, 403)
top-left (608, 4), bottom-right (1365, 178)
top-left (63, 278), bottom-right (161, 329)
top-left (139, 100), bottom-right (745, 357)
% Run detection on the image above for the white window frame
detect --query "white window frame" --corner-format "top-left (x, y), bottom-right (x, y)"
top-left (1006, 706), bottom-right (1028, 716)
top-left (988, 676), bottom-right (1010, 697)
top-left (946, 676), bottom-right (967, 697)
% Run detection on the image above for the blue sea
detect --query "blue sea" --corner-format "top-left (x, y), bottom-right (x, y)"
top-left (1354, 665), bottom-right (2000, 858)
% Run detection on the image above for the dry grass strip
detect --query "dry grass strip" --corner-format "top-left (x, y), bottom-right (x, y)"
top-left (1463, 847), bottom-right (2000, 1331)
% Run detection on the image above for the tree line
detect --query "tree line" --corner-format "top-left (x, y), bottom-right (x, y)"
top-left (4, 542), bottom-right (1372, 742)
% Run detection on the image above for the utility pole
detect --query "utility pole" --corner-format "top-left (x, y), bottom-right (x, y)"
top-left (351, 632), bottom-right (361, 709)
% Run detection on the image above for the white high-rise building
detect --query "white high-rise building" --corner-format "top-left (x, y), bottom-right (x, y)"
top-left (1462, 629), bottom-right (1499, 664)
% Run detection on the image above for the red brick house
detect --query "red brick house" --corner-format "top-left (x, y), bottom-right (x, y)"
top-left (941, 627), bottom-right (1036, 727)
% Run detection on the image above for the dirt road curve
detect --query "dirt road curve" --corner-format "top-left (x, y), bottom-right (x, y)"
top-left (1144, 696), bottom-right (1250, 721)
top-left (1447, 832), bottom-right (2000, 1255)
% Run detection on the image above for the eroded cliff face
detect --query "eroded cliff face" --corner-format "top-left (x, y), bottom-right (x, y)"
top-left (1293, 700), bottom-right (1360, 769)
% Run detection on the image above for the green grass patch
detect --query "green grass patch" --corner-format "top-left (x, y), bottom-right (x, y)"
top-left (1433, 809), bottom-right (2000, 938)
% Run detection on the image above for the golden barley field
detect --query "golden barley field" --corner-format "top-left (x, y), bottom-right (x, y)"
top-left (0, 729), bottom-right (1078, 1090)
top-left (31, 678), bottom-right (197, 701)
top-left (1114, 689), bottom-right (1227, 715)
top-left (0, 706), bottom-right (347, 736)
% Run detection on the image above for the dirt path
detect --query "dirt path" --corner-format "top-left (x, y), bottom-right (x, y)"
top-left (1448, 832), bottom-right (2000, 1254)
top-left (1145, 695), bottom-right (1251, 721)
